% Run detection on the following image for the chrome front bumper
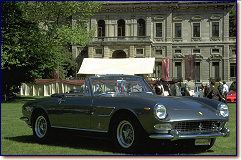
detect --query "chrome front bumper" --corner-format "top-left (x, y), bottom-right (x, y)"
top-left (149, 128), bottom-right (230, 141)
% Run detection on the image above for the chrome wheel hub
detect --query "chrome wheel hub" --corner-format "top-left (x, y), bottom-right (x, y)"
top-left (35, 116), bottom-right (47, 138)
top-left (117, 120), bottom-right (134, 148)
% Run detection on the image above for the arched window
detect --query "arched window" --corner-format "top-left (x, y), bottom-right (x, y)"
top-left (98, 20), bottom-right (105, 37)
top-left (118, 19), bottom-right (125, 37)
top-left (137, 19), bottom-right (146, 36)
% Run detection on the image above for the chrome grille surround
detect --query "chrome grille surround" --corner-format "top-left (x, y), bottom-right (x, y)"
top-left (174, 121), bottom-right (222, 135)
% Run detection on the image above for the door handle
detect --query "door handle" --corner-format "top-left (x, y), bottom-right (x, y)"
top-left (90, 107), bottom-right (96, 115)
top-left (58, 98), bottom-right (65, 104)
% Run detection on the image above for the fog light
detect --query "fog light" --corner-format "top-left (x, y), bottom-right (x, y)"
top-left (154, 123), bottom-right (172, 130)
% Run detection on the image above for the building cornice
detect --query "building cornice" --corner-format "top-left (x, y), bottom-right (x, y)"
top-left (100, 1), bottom-right (235, 12)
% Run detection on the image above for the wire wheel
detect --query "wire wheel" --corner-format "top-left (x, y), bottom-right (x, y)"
top-left (34, 115), bottom-right (48, 138)
top-left (116, 120), bottom-right (135, 148)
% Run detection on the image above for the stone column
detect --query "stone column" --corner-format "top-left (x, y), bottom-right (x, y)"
top-left (133, 19), bottom-right (137, 37)
top-left (202, 57), bottom-right (210, 82)
top-left (145, 45), bottom-right (151, 57)
top-left (209, 60), bottom-right (212, 80)
top-left (166, 11), bottom-right (173, 42)
top-left (219, 60), bottom-right (222, 81)
top-left (88, 47), bottom-right (94, 58)
top-left (129, 45), bottom-right (135, 58)
top-left (200, 60), bottom-right (203, 82)
top-left (223, 44), bottom-right (230, 81)
top-left (90, 18), bottom-right (97, 37)
top-left (130, 18), bottom-right (134, 37)
top-left (109, 23), bottom-right (114, 37)
top-left (125, 20), bottom-right (130, 37)
top-left (114, 21), bottom-right (118, 37)
top-left (103, 46), bottom-right (110, 59)
top-left (146, 16), bottom-right (152, 38)
top-left (105, 20), bottom-right (109, 37)
top-left (182, 58), bottom-right (186, 80)
top-left (164, 44), bottom-right (173, 79)
top-left (223, 11), bottom-right (229, 42)
top-left (172, 59), bottom-right (175, 78)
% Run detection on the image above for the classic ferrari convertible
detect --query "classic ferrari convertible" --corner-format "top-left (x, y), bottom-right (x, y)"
top-left (20, 75), bottom-right (229, 152)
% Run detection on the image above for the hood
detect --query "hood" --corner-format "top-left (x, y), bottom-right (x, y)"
top-left (142, 96), bottom-right (225, 121)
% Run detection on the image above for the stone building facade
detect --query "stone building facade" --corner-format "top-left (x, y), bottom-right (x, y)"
top-left (72, 1), bottom-right (236, 83)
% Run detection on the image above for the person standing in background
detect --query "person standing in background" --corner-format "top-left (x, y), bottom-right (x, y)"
top-left (185, 77), bottom-right (195, 96)
top-left (160, 78), bottom-right (170, 96)
top-left (154, 81), bottom-right (161, 95)
top-left (203, 82), bottom-right (210, 97)
top-left (217, 81), bottom-right (224, 101)
top-left (207, 80), bottom-right (225, 101)
top-left (170, 79), bottom-right (180, 96)
top-left (222, 81), bottom-right (229, 104)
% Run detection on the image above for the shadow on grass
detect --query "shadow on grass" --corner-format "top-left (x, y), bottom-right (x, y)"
top-left (4, 133), bottom-right (213, 155)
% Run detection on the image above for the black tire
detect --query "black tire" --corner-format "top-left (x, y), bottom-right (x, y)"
top-left (32, 111), bottom-right (51, 143)
top-left (111, 114), bottom-right (146, 153)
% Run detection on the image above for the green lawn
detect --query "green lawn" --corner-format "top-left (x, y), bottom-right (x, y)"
top-left (1, 97), bottom-right (237, 155)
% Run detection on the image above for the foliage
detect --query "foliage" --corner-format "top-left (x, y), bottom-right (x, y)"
top-left (19, 1), bottom-right (101, 46)
top-left (1, 1), bottom-right (58, 94)
top-left (1, 1), bottom-right (101, 96)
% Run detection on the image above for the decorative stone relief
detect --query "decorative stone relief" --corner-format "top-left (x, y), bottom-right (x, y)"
top-left (209, 54), bottom-right (222, 59)
top-left (210, 15), bottom-right (221, 20)
top-left (210, 37), bottom-right (221, 41)
top-left (191, 15), bottom-right (202, 21)
top-left (192, 37), bottom-right (201, 42)
top-left (173, 38), bottom-right (183, 42)
top-left (194, 54), bottom-right (203, 59)
top-left (154, 16), bottom-right (164, 21)
top-left (173, 16), bottom-right (183, 21)
top-left (173, 53), bottom-right (184, 58)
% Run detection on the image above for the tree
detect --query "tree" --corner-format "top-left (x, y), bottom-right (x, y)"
top-left (19, 1), bottom-right (101, 46)
top-left (19, 1), bottom-right (102, 78)
top-left (1, 1), bottom-right (101, 97)
top-left (19, 1), bottom-right (101, 77)
top-left (1, 1), bottom-right (57, 96)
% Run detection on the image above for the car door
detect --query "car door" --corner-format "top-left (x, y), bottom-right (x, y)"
top-left (54, 95), bottom-right (92, 129)
top-left (91, 96), bottom-right (116, 132)
top-left (49, 81), bottom-right (93, 130)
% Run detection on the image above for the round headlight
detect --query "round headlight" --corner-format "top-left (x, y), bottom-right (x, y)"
top-left (154, 104), bottom-right (167, 120)
top-left (218, 103), bottom-right (229, 117)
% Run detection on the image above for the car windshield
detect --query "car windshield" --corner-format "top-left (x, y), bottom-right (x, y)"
top-left (90, 76), bottom-right (154, 97)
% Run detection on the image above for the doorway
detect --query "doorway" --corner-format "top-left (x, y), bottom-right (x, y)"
top-left (112, 50), bottom-right (127, 58)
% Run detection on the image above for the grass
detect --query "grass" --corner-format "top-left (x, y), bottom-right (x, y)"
top-left (1, 96), bottom-right (237, 156)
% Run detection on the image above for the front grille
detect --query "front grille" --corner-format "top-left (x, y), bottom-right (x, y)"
top-left (174, 121), bottom-right (221, 135)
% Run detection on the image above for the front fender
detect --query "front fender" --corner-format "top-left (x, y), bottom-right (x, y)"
top-left (109, 105), bottom-right (157, 134)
